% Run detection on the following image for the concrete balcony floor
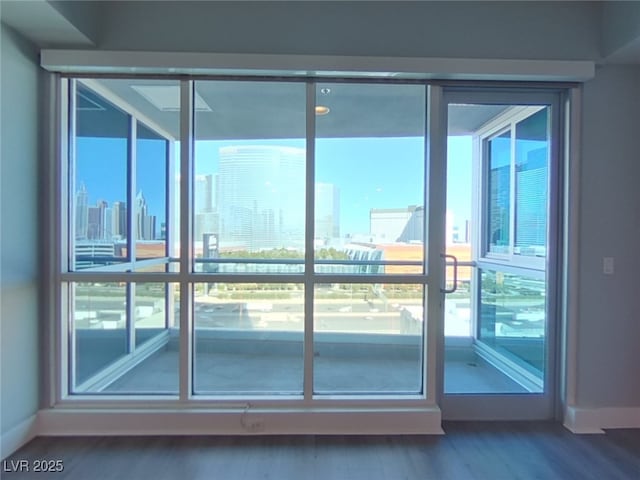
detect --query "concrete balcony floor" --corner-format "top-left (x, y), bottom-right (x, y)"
top-left (94, 338), bottom-right (528, 395)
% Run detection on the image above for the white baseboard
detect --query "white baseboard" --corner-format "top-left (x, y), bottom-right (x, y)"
top-left (564, 406), bottom-right (640, 434)
top-left (1, 415), bottom-right (38, 459)
top-left (38, 407), bottom-right (444, 436)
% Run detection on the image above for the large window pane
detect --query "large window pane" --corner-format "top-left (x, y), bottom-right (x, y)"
top-left (313, 283), bottom-right (424, 394)
top-left (72, 282), bottom-right (127, 391)
top-left (193, 282), bottom-right (304, 395)
top-left (193, 81), bottom-right (306, 273)
top-left (73, 83), bottom-right (129, 270)
top-left (515, 108), bottom-right (549, 258)
top-left (478, 269), bottom-right (545, 391)
top-left (314, 83), bottom-right (426, 274)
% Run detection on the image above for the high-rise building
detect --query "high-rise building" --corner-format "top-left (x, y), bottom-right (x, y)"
top-left (315, 183), bottom-right (340, 241)
top-left (112, 201), bottom-right (127, 240)
top-left (218, 145), bottom-right (305, 251)
top-left (195, 212), bottom-right (219, 241)
top-left (515, 147), bottom-right (547, 254)
top-left (104, 207), bottom-right (113, 240)
top-left (87, 205), bottom-right (102, 240)
top-left (370, 205), bottom-right (424, 243)
top-left (489, 162), bottom-right (510, 250)
top-left (75, 183), bottom-right (88, 240)
top-left (135, 191), bottom-right (156, 240)
top-left (194, 174), bottom-right (214, 214)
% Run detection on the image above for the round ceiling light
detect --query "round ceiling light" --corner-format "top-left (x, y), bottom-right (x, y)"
top-left (315, 105), bottom-right (330, 116)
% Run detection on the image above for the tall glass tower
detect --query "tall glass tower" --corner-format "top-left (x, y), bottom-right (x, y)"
top-left (218, 145), bottom-right (305, 251)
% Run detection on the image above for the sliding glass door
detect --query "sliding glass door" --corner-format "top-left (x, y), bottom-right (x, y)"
top-left (441, 90), bottom-right (562, 419)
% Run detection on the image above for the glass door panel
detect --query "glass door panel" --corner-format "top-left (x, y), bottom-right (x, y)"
top-left (312, 82), bottom-right (428, 398)
top-left (192, 80), bottom-right (306, 396)
top-left (313, 283), bottom-right (425, 395)
top-left (478, 269), bottom-right (546, 392)
top-left (313, 82), bottom-right (426, 275)
top-left (193, 282), bottom-right (304, 395)
top-left (442, 94), bottom-right (559, 419)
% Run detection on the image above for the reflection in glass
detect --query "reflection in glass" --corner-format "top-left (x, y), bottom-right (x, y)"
top-left (193, 81), bottom-right (306, 274)
top-left (134, 283), bottom-right (167, 346)
top-left (479, 269), bottom-right (545, 388)
top-left (515, 108), bottom-right (549, 257)
top-left (487, 130), bottom-right (511, 254)
top-left (313, 283), bottom-right (424, 394)
top-left (73, 82), bottom-right (129, 270)
top-left (73, 282), bottom-right (127, 390)
top-left (193, 283), bottom-right (304, 395)
top-left (314, 83), bottom-right (426, 274)
top-left (103, 282), bottom-right (179, 394)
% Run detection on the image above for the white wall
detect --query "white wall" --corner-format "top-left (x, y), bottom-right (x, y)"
top-left (0, 23), bottom-right (41, 444)
top-left (577, 65), bottom-right (640, 408)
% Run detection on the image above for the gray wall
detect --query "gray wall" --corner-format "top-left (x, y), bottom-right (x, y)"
top-left (97, 1), bottom-right (601, 61)
top-left (1, 23), bottom-right (41, 436)
top-left (602, 1), bottom-right (640, 57)
top-left (578, 65), bottom-right (640, 407)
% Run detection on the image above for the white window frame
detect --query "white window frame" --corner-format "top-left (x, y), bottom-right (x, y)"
top-left (475, 105), bottom-right (550, 272)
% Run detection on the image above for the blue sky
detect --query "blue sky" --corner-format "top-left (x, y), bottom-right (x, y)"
top-left (76, 135), bottom-right (472, 237)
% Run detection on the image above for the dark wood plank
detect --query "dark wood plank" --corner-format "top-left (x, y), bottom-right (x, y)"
top-left (2, 423), bottom-right (640, 480)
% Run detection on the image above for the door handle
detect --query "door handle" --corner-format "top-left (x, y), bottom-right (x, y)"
top-left (441, 253), bottom-right (458, 294)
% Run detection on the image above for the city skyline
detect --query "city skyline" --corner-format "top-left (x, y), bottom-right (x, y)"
top-left (74, 183), bottom-right (159, 242)
top-left (74, 135), bottom-right (477, 249)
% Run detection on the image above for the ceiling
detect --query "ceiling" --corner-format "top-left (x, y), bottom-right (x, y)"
top-left (78, 78), bottom-right (511, 140)
top-left (5, 1), bottom-right (634, 139)
top-left (1, 1), bottom-right (638, 65)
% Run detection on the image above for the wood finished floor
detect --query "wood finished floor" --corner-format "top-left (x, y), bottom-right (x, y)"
top-left (3, 422), bottom-right (640, 480)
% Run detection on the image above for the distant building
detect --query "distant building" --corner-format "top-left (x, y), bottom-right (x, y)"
top-left (195, 174), bottom-right (215, 214)
top-left (86, 205), bottom-right (102, 240)
top-left (489, 160), bottom-right (510, 251)
top-left (112, 201), bottom-right (127, 240)
top-left (195, 212), bottom-right (219, 240)
top-left (75, 242), bottom-right (116, 269)
top-left (75, 183), bottom-right (88, 240)
top-left (343, 241), bottom-right (472, 280)
top-left (218, 145), bottom-right (305, 251)
top-left (315, 183), bottom-right (340, 241)
top-left (135, 191), bottom-right (156, 240)
top-left (515, 146), bottom-right (547, 255)
top-left (370, 205), bottom-right (424, 242)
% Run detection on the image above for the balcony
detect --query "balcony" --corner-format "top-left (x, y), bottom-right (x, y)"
top-left (71, 284), bottom-right (540, 396)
